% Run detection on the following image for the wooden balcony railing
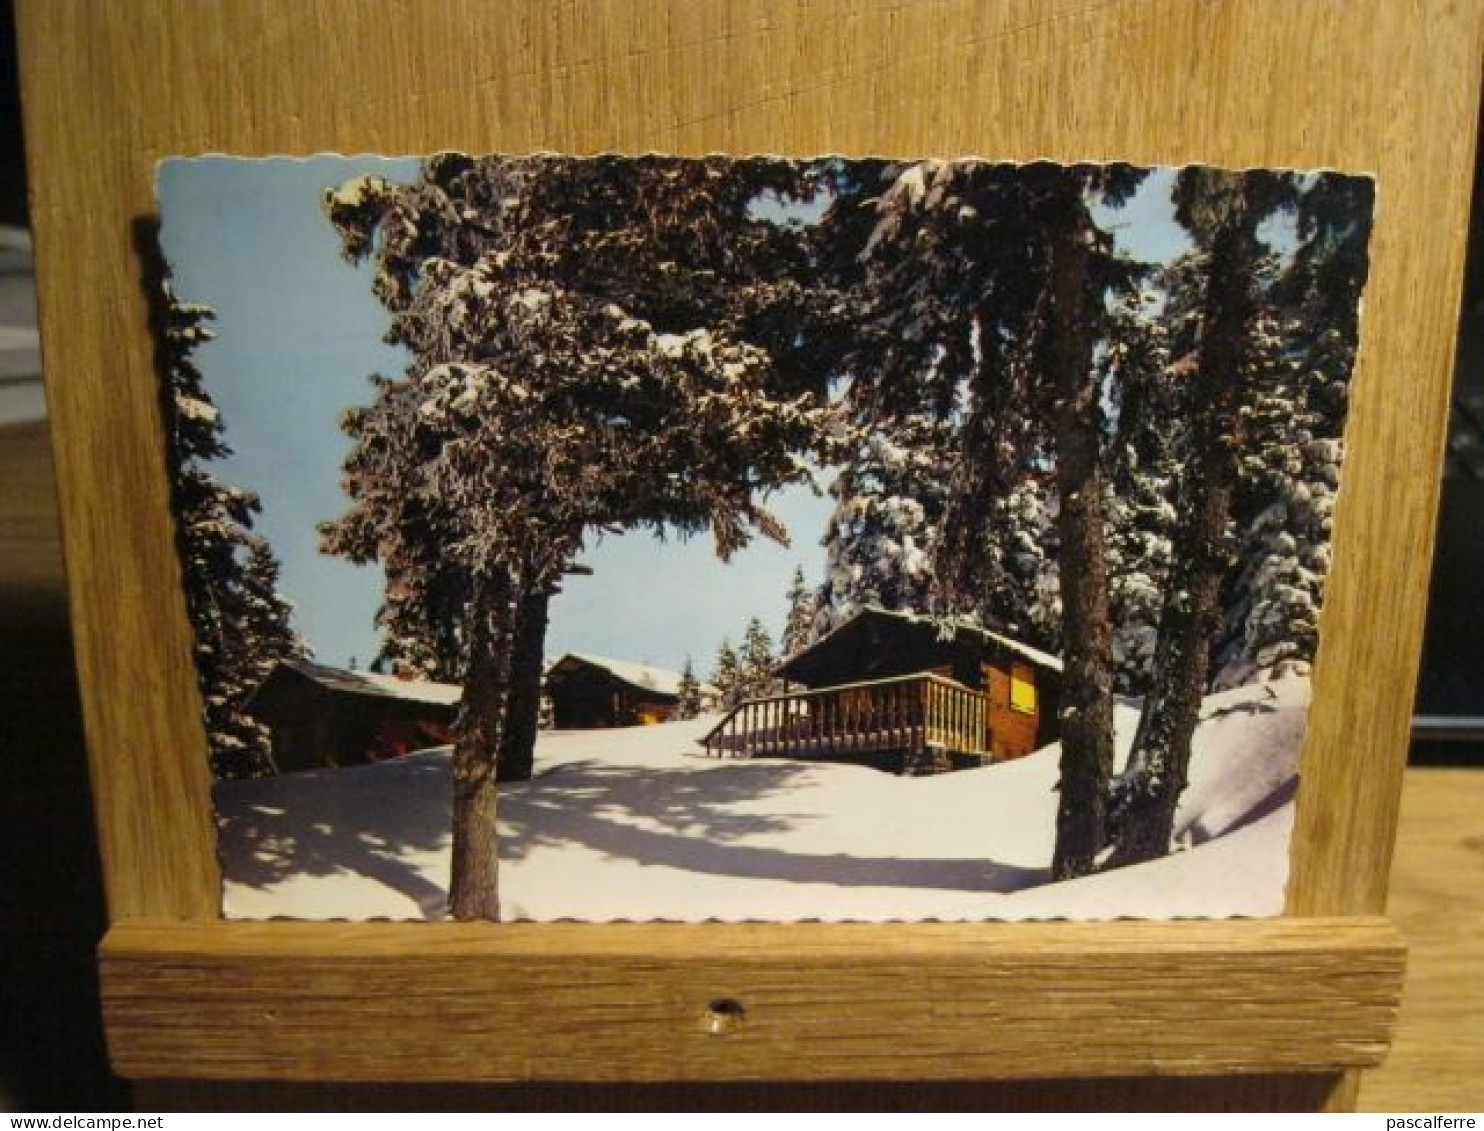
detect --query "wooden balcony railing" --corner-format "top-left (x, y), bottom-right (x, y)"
top-left (701, 671), bottom-right (991, 765)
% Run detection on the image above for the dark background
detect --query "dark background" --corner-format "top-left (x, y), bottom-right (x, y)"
top-left (0, 0), bottom-right (1479, 1108)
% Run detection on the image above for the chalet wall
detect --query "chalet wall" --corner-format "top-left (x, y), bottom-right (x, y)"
top-left (986, 665), bottom-right (1041, 760)
top-left (252, 685), bottom-right (455, 773)
top-left (549, 665), bottom-right (676, 729)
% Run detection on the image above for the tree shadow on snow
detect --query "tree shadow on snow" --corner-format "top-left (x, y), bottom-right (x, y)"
top-left (215, 750), bottom-right (1047, 917)
top-left (214, 754), bottom-right (453, 920)
top-left (505, 757), bottom-right (813, 856)
top-left (501, 759), bottom-right (1044, 893)
top-left (1178, 772), bottom-right (1299, 847)
top-left (1204, 693), bottom-right (1282, 721)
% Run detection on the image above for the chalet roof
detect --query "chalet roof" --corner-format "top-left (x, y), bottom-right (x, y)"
top-left (778, 606), bottom-right (1064, 685)
top-left (966, 623), bottom-right (1063, 673)
top-left (546, 652), bottom-right (687, 698)
top-left (263, 658), bottom-right (463, 708)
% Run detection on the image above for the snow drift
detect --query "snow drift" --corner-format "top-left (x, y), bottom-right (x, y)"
top-left (216, 677), bottom-right (1308, 921)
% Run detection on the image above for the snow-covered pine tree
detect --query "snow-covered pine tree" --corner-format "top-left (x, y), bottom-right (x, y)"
top-left (804, 162), bottom-right (981, 642)
top-left (1213, 174), bottom-right (1373, 691)
top-left (1101, 270), bottom-right (1186, 696)
top-left (739, 616), bottom-right (778, 700)
top-left (780, 565), bottom-right (815, 658)
top-left (241, 539), bottom-right (300, 677)
top-left (322, 155), bottom-right (847, 919)
top-left (676, 658), bottom-right (704, 720)
top-left (978, 472), bottom-right (1062, 654)
top-left (373, 539), bottom-right (472, 684)
top-left (158, 282), bottom-right (303, 779)
top-left (1109, 169), bottom-right (1291, 868)
top-left (811, 413), bottom-right (953, 641)
top-left (710, 640), bottom-right (744, 710)
top-left (826, 160), bottom-right (1148, 879)
top-left (1210, 307), bottom-right (1319, 691)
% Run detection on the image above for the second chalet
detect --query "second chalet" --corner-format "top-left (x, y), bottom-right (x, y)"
top-left (544, 653), bottom-right (686, 728)
top-left (702, 607), bottom-right (1062, 775)
top-left (244, 658), bottom-right (461, 773)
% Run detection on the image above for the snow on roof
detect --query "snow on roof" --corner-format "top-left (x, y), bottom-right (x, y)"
top-left (547, 653), bottom-right (686, 697)
top-left (816, 606), bottom-right (1065, 673)
top-left (281, 658), bottom-right (463, 707)
top-left (858, 606), bottom-right (1064, 671)
top-left (975, 627), bottom-right (1064, 673)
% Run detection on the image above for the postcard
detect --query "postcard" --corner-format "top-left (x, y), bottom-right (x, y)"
top-left (154, 154), bottom-right (1373, 921)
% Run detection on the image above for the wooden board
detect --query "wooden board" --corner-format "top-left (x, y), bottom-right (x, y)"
top-left (103, 918), bottom-right (1403, 1083)
top-left (14, 0), bottom-right (1481, 1107)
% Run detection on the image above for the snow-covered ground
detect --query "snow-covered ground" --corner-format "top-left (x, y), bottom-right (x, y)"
top-left (216, 678), bottom-right (1308, 921)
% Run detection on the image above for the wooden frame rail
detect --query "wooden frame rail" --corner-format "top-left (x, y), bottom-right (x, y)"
top-left (101, 918), bottom-right (1405, 1084)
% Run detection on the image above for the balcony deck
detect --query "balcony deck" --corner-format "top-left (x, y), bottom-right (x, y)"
top-left (700, 671), bottom-right (991, 774)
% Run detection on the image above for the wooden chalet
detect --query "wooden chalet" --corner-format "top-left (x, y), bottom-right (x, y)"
top-left (702, 607), bottom-right (1062, 775)
top-left (544, 653), bottom-right (684, 728)
top-left (243, 658), bottom-right (460, 774)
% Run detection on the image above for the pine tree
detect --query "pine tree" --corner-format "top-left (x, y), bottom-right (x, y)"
top-left (157, 282), bottom-right (303, 779)
top-left (710, 640), bottom-right (744, 710)
top-left (980, 472), bottom-right (1062, 654)
top-left (739, 616), bottom-right (778, 700)
top-left (322, 155), bottom-right (846, 919)
top-left (825, 160), bottom-right (1147, 878)
top-left (812, 414), bottom-right (952, 640)
top-left (1109, 169), bottom-right (1288, 867)
top-left (1103, 272), bottom-right (1184, 696)
top-left (1212, 174), bottom-right (1373, 691)
top-left (241, 540), bottom-right (300, 678)
top-left (1209, 307), bottom-right (1318, 691)
top-left (676, 658), bottom-right (704, 720)
top-left (374, 545), bottom-right (472, 684)
top-left (780, 566), bottom-right (815, 658)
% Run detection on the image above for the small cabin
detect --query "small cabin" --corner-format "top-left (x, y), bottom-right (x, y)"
top-left (243, 658), bottom-right (460, 774)
top-left (544, 653), bottom-right (684, 728)
top-left (704, 607), bottom-right (1062, 774)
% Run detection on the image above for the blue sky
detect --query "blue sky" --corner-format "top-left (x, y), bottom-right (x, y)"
top-left (158, 157), bottom-right (1193, 676)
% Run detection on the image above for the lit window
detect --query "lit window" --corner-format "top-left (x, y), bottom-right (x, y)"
top-left (1009, 662), bottom-right (1037, 714)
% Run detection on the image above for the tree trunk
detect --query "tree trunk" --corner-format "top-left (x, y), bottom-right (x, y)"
top-left (449, 570), bottom-right (513, 921)
top-left (497, 585), bottom-right (551, 782)
top-left (1110, 186), bottom-right (1263, 869)
top-left (1047, 187), bottom-right (1118, 882)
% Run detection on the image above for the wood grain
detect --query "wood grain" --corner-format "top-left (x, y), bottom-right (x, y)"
top-left (1359, 770), bottom-right (1484, 1112)
top-left (0, 421), bottom-right (66, 600)
top-left (102, 917), bottom-right (1404, 1083)
top-left (13, 0), bottom-right (1482, 1107)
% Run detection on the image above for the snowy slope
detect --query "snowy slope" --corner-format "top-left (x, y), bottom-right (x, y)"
top-left (216, 678), bottom-right (1308, 921)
